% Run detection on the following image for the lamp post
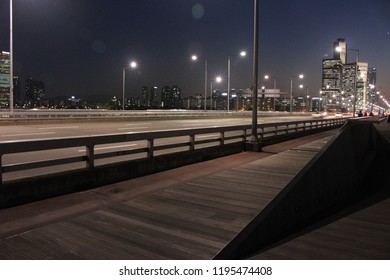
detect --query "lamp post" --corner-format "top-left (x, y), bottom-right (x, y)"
top-left (264, 74), bottom-right (277, 111)
top-left (290, 74), bottom-right (304, 112)
top-left (122, 61), bottom-right (137, 110)
top-left (210, 76), bottom-right (222, 110)
top-left (264, 74), bottom-right (277, 90)
top-left (227, 51), bottom-right (246, 111)
top-left (192, 55), bottom-right (208, 110)
top-left (9, 0), bottom-right (14, 112)
top-left (247, 0), bottom-right (261, 151)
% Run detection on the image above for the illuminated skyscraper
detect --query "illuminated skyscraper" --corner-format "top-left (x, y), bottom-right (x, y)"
top-left (141, 86), bottom-right (149, 107)
top-left (0, 51), bottom-right (10, 108)
top-left (333, 38), bottom-right (347, 64)
top-left (25, 77), bottom-right (45, 107)
top-left (321, 39), bottom-right (372, 113)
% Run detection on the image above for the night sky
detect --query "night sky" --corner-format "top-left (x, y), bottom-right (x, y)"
top-left (0, 0), bottom-right (389, 102)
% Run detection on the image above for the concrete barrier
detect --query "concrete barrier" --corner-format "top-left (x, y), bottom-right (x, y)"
top-left (215, 119), bottom-right (390, 259)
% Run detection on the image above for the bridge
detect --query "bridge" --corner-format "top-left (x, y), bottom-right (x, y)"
top-left (0, 112), bottom-right (389, 259)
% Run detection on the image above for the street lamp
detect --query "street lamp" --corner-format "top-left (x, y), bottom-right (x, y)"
top-left (210, 76), bottom-right (222, 110)
top-left (247, 0), bottom-right (261, 151)
top-left (264, 74), bottom-right (278, 111)
top-left (290, 74), bottom-right (304, 112)
top-left (227, 51), bottom-right (246, 111)
top-left (264, 74), bottom-right (277, 90)
top-left (122, 61), bottom-right (137, 110)
top-left (192, 55), bottom-right (208, 110)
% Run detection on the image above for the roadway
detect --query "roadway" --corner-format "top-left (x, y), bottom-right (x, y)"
top-left (0, 115), bottom-right (333, 182)
top-left (0, 115), bottom-right (320, 141)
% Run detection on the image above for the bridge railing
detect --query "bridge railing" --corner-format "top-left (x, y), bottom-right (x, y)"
top-left (0, 118), bottom-right (348, 184)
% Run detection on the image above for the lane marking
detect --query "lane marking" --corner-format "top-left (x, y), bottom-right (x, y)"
top-left (118, 127), bottom-right (150, 130)
top-left (125, 123), bottom-right (152, 126)
top-left (38, 126), bottom-right (80, 130)
top-left (1, 132), bottom-right (56, 137)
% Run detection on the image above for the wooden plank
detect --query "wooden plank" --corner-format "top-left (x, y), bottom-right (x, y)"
top-left (70, 210), bottom-right (220, 259)
top-left (250, 197), bottom-right (390, 260)
top-left (0, 133), bottom-right (348, 260)
top-left (0, 240), bottom-right (32, 260)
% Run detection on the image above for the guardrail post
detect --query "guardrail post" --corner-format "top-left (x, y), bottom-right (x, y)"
top-left (189, 135), bottom-right (195, 151)
top-left (260, 127), bottom-right (264, 140)
top-left (147, 139), bottom-right (154, 158)
top-left (220, 132), bottom-right (225, 146)
top-left (86, 145), bottom-right (95, 168)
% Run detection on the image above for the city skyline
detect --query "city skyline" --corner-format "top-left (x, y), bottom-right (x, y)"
top-left (0, 0), bottom-right (389, 102)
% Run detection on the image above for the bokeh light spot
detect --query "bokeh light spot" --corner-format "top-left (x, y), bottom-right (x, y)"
top-left (192, 4), bottom-right (204, 19)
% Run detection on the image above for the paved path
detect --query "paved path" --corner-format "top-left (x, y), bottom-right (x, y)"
top-left (249, 121), bottom-right (390, 259)
top-left (0, 130), bottom-right (338, 259)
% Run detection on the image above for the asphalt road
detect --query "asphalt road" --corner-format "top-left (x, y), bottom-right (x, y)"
top-left (0, 116), bottom-right (318, 141)
top-left (0, 115), bottom-right (330, 181)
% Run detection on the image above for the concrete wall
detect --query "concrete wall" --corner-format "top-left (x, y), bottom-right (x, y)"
top-left (215, 120), bottom-right (390, 259)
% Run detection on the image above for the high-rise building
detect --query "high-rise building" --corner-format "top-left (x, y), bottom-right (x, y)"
top-left (0, 51), bottom-right (10, 108)
top-left (321, 58), bottom-right (344, 111)
top-left (150, 86), bottom-right (159, 108)
top-left (368, 67), bottom-right (378, 106)
top-left (356, 62), bottom-right (369, 111)
top-left (160, 86), bottom-right (182, 109)
top-left (171, 86), bottom-right (182, 109)
top-left (13, 75), bottom-right (21, 106)
top-left (25, 77), bottom-right (45, 106)
top-left (161, 86), bottom-right (171, 108)
top-left (321, 39), bottom-right (373, 113)
top-left (140, 86), bottom-right (149, 107)
top-left (333, 38), bottom-right (347, 64)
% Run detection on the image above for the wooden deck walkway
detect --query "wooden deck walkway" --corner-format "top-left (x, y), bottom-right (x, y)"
top-left (249, 121), bottom-right (390, 259)
top-left (0, 131), bottom-right (337, 259)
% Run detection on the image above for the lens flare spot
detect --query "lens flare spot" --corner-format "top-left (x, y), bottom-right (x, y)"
top-left (192, 4), bottom-right (204, 19)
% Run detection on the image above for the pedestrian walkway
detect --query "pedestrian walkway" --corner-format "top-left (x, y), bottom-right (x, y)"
top-left (0, 130), bottom-right (338, 259)
top-left (249, 121), bottom-right (390, 259)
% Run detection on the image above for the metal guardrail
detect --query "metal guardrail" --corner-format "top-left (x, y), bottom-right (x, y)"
top-left (0, 118), bottom-right (348, 184)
